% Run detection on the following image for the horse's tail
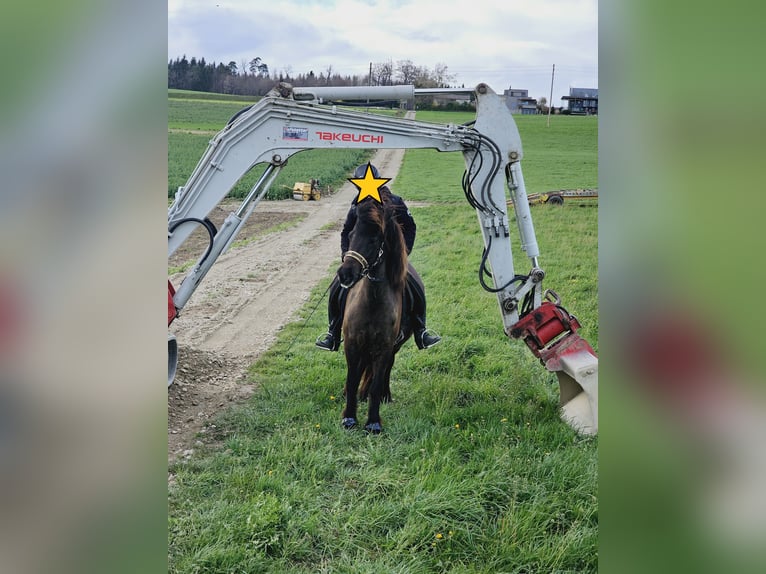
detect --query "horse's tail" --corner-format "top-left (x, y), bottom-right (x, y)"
top-left (359, 367), bottom-right (371, 401)
top-left (358, 367), bottom-right (392, 403)
top-left (382, 379), bottom-right (392, 403)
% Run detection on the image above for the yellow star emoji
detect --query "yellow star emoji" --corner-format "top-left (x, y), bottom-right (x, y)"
top-left (349, 163), bottom-right (390, 204)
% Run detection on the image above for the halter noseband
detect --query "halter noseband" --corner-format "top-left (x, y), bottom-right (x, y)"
top-left (340, 243), bottom-right (385, 288)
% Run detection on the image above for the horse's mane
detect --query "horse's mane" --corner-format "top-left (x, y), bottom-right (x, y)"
top-left (382, 202), bottom-right (408, 288)
top-left (355, 197), bottom-right (408, 289)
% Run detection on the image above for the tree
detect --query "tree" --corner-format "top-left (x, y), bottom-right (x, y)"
top-left (432, 63), bottom-right (455, 88)
top-left (371, 60), bottom-right (393, 85)
top-left (395, 59), bottom-right (419, 85)
top-left (248, 57), bottom-right (269, 77)
top-left (168, 55), bottom-right (463, 98)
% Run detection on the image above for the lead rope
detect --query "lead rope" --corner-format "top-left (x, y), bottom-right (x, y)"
top-left (284, 278), bottom-right (335, 354)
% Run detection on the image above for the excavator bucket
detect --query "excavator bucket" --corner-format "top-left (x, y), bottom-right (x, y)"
top-left (548, 335), bottom-right (598, 435)
top-left (511, 300), bottom-right (598, 435)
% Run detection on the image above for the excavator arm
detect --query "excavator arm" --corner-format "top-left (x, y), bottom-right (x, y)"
top-left (167, 82), bottom-right (598, 435)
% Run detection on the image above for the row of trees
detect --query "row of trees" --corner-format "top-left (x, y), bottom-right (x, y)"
top-left (168, 56), bottom-right (270, 94)
top-left (168, 56), bottom-right (460, 96)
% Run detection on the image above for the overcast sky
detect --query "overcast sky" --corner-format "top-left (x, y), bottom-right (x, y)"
top-left (168, 0), bottom-right (597, 106)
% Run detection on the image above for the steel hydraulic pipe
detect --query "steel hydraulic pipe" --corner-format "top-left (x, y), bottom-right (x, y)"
top-left (292, 85), bottom-right (415, 102)
top-left (508, 162), bottom-right (540, 260)
top-left (413, 87), bottom-right (476, 96)
top-left (234, 164), bottom-right (278, 219)
top-left (173, 165), bottom-right (280, 313)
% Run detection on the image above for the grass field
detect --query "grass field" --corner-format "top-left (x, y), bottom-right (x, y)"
top-left (403, 111), bottom-right (597, 194)
top-left (168, 128), bottom-right (373, 201)
top-left (168, 88), bottom-right (262, 103)
top-left (168, 90), bottom-right (373, 200)
top-left (168, 93), bottom-right (598, 573)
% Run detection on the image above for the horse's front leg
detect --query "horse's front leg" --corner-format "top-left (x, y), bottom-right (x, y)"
top-left (342, 355), bottom-right (363, 430)
top-left (364, 353), bottom-right (395, 434)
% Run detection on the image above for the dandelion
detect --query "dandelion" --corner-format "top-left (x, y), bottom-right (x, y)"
top-left (267, 470), bottom-right (273, 476)
top-left (330, 395), bottom-right (336, 401)
top-left (448, 531), bottom-right (454, 537)
top-left (500, 418), bottom-right (508, 423)
top-left (315, 424), bottom-right (321, 429)
top-left (454, 424), bottom-right (460, 429)
top-left (435, 533), bottom-right (443, 540)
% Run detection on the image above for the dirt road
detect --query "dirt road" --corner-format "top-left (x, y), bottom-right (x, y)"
top-left (168, 147), bottom-right (407, 462)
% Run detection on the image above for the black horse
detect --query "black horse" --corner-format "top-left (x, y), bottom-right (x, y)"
top-left (335, 196), bottom-right (413, 433)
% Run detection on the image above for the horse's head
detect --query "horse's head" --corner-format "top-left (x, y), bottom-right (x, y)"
top-left (337, 196), bottom-right (409, 290)
top-left (337, 198), bottom-right (385, 289)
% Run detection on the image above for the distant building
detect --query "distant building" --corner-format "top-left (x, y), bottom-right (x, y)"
top-left (562, 87), bottom-right (598, 115)
top-left (503, 86), bottom-right (538, 115)
top-left (429, 93), bottom-right (472, 106)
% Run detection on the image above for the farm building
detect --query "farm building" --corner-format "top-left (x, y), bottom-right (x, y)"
top-left (427, 92), bottom-right (473, 107)
top-left (562, 87), bottom-right (598, 115)
top-left (503, 86), bottom-right (538, 115)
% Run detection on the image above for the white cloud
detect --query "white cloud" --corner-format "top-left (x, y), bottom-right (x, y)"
top-left (168, 0), bottom-right (597, 104)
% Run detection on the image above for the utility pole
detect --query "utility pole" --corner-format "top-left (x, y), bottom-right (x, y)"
top-left (547, 64), bottom-right (555, 127)
top-left (367, 62), bottom-right (373, 109)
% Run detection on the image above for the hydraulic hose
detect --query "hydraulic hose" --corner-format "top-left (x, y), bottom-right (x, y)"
top-left (168, 217), bottom-right (218, 267)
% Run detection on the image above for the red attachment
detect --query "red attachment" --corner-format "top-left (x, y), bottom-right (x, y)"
top-left (511, 302), bottom-right (579, 356)
top-left (510, 301), bottom-right (596, 369)
top-left (168, 280), bottom-right (177, 326)
top-left (538, 331), bottom-right (597, 371)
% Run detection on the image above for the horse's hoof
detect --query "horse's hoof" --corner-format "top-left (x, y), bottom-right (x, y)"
top-left (341, 417), bottom-right (357, 429)
top-left (364, 422), bottom-right (383, 434)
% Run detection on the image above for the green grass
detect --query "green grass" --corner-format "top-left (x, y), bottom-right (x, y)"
top-left (168, 89), bottom-right (262, 130)
top-left (169, 88), bottom-right (261, 103)
top-left (513, 115), bottom-right (598, 192)
top-left (408, 112), bottom-right (598, 194)
top-left (168, 93), bottom-right (372, 199)
top-left (168, 132), bottom-right (372, 200)
top-left (168, 98), bottom-right (254, 131)
top-left (167, 95), bottom-right (596, 202)
top-left (168, 102), bottom-right (598, 573)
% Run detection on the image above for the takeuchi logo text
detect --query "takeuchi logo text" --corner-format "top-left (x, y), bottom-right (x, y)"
top-left (316, 131), bottom-right (383, 143)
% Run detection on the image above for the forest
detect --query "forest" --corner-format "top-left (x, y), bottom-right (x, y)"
top-left (168, 56), bottom-right (460, 96)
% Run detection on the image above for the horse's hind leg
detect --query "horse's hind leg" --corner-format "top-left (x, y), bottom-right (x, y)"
top-left (342, 356), bottom-right (363, 429)
top-left (364, 354), bottom-right (395, 434)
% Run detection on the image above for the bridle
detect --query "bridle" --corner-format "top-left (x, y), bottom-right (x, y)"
top-left (340, 242), bottom-right (385, 288)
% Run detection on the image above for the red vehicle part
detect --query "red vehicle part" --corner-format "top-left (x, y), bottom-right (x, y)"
top-left (167, 281), bottom-right (178, 386)
top-left (168, 280), bottom-right (177, 326)
top-left (511, 301), bottom-right (599, 434)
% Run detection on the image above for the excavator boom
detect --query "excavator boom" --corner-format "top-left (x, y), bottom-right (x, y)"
top-left (167, 82), bottom-right (598, 435)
